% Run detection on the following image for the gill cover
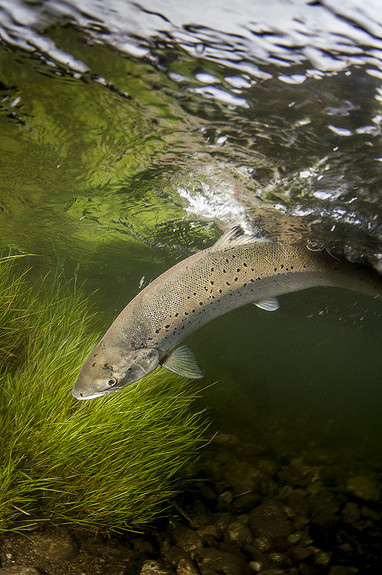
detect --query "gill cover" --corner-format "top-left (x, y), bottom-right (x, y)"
top-left (117, 348), bottom-right (160, 387)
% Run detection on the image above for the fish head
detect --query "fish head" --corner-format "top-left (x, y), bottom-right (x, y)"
top-left (72, 345), bottom-right (160, 400)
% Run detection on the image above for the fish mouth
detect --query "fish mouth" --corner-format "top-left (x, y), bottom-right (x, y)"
top-left (72, 386), bottom-right (122, 400)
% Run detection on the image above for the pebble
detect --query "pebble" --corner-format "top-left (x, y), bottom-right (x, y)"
top-left (249, 502), bottom-right (294, 540)
top-left (231, 492), bottom-right (262, 514)
top-left (342, 502), bottom-right (360, 524)
top-left (176, 557), bottom-right (200, 575)
top-left (244, 546), bottom-right (268, 570)
top-left (313, 550), bottom-right (331, 567)
top-left (218, 490), bottom-right (233, 510)
top-left (197, 482), bottom-right (217, 503)
top-left (267, 552), bottom-right (286, 567)
top-left (162, 543), bottom-right (188, 567)
top-left (134, 538), bottom-right (155, 555)
top-left (169, 526), bottom-right (203, 553)
top-left (225, 520), bottom-right (252, 546)
top-left (196, 524), bottom-right (219, 547)
top-left (31, 532), bottom-right (77, 562)
top-left (214, 513), bottom-right (232, 537)
top-left (345, 475), bottom-right (381, 501)
top-left (212, 433), bottom-right (239, 447)
top-left (287, 545), bottom-right (314, 564)
top-left (256, 569), bottom-right (287, 575)
top-left (360, 506), bottom-right (380, 521)
top-left (0, 569), bottom-right (41, 575)
top-left (139, 559), bottom-right (173, 575)
top-left (328, 567), bottom-right (359, 575)
top-left (193, 547), bottom-right (251, 575)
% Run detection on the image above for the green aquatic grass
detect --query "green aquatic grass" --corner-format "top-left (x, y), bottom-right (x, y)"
top-left (0, 257), bottom-right (205, 533)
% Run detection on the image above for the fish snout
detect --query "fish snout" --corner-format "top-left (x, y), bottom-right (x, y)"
top-left (72, 347), bottom-right (160, 400)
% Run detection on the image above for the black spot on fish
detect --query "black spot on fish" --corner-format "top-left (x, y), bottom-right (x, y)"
top-left (165, 324), bottom-right (170, 329)
top-left (185, 311), bottom-right (189, 315)
top-left (210, 280), bottom-right (214, 285)
top-left (291, 265), bottom-right (294, 270)
top-left (281, 264), bottom-right (284, 269)
top-left (243, 263), bottom-right (247, 267)
top-left (274, 267), bottom-right (277, 272)
top-left (155, 329), bottom-right (160, 333)
top-left (223, 268), bottom-right (226, 273)
top-left (92, 363), bottom-right (96, 368)
top-left (236, 268), bottom-right (240, 272)
top-left (250, 278), bottom-right (255, 283)
top-left (211, 267), bottom-right (214, 271)
top-left (199, 302), bottom-right (203, 306)
top-left (234, 277), bottom-right (238, 282)
top-left (175, 312), bottom-right (179, 317)
top-left (219, 289), bottom-right (223, 293)
top-left (93, 354), bottom-right (98, 357)
top-left (226, 281), bottom-right (230, 286)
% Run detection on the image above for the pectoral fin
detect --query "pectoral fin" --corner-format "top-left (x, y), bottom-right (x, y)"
top-left (162, 345), bottom-right (204, 379)
top-left (254, 297), bottom-right (280, 312)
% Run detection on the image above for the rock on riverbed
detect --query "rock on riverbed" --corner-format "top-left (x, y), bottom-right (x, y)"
top-left (0, 428), bottom-right (380, 575)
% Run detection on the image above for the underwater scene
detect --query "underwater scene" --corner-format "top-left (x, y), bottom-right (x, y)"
top-left (0, 0), bottom-right (382, 573)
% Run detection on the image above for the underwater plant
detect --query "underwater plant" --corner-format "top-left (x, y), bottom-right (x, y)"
top-left (0, 257), bottom-right (205, 533)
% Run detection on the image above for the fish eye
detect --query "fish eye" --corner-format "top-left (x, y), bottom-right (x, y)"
top-left (106, 377), bottom-right (118, 387)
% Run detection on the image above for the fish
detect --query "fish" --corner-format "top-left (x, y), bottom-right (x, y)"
top-left (72, 226), bottom-right (381, 400)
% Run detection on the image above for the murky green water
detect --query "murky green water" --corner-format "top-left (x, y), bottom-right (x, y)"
top-left (1, 1), bottom-right (382, 453)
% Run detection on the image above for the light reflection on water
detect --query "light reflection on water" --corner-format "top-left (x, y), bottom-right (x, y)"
top-left (0, 0), bottom-right (382, 449)
top-left (3, 0), bottom-right (382, 75)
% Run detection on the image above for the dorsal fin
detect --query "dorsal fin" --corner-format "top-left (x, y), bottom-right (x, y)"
top-left (210, 225), bottom-right (268, 253)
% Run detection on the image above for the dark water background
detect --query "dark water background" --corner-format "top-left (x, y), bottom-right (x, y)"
top-left (1, 0), bottom-right (382, 452)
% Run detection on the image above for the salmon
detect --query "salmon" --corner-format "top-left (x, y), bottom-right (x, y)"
top-left (72, 226), bottom-right (381, 400)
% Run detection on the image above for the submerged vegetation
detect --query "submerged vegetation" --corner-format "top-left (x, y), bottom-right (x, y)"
top-left (0, 256), bottom-right (205, 533)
